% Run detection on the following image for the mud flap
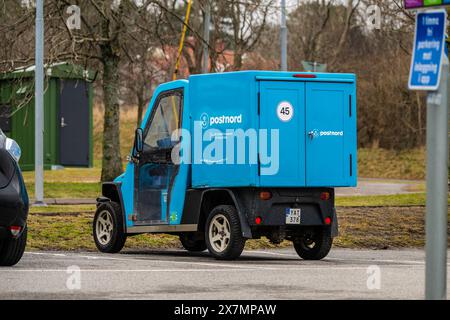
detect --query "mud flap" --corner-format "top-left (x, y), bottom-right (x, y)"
top-left (331, 208), bottom-right (339, 238)
top-left (230, 193), bottom-right (252, 239)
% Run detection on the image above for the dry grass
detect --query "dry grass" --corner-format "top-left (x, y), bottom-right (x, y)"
top-left (93, 106), bottom-right (138, 164)
top-left (25, 204), bottom-right (450, 251)
top-left (23, 167), bottom-right (101, 184)
top-left (358, 147), bottom-right (426, 180)
top-left (335, 206), bottom-right (450, 249)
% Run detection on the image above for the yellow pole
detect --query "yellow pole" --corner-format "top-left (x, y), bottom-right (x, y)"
top-left (173, 0), bottom-right (193, 81)
top-left (171, 0), bottom-right (193, 126)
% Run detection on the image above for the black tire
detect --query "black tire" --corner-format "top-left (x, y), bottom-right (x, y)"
top-left (179, 233), bottom-right (207, 252)
top-left (93, 201), bottom-right (127, 253)
top-left (293, 227), bottom-right (333, 260)
top-left (0, 226), bottom-right (27, 267)
top-left (205, 205), bottom-right (246, 260)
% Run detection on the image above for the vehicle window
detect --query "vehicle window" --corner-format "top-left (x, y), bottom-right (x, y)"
top-left (144, 93), bottom-right (181, 151)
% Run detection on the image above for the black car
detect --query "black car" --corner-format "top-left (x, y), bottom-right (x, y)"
top-left (0, 129), bottom-right (28, 266)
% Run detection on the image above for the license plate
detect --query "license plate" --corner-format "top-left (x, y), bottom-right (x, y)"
top-left (285, 208), bottom-right (301, 224)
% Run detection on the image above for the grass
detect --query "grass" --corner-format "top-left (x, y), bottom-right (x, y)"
top-left (27, 212), bottom-right (181, 251)
top-left (334, 207), bottom-right (450, 249)
top-left (93, 107), bottom-right (137, 165)
top-left (22, 166), bottom-right (101, 183)
top-left (25, 198), bottom-right (450, 251)
top-left (358, 147), bottom-right (426, 180)
top-left (26, 205), bottom-right (290, 251)
top-left (26, 182), bottom-right (100, 199)
top-left (336, 193), bottom-right (430, 207)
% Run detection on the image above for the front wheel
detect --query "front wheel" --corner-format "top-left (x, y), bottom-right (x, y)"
top-left (0, 226), bottom-right (27, 266)
top-left (293, 227), bottom-right (333, 260)
top-left (205, 205), bottom-right (246, 260)
top-left (93, 202), bottom-right (127, 253)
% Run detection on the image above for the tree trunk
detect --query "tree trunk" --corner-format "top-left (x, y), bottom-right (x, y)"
top-left (234, 51), bottom-right (243, 70)
top-left (101, 49), bottom-right (123, 182)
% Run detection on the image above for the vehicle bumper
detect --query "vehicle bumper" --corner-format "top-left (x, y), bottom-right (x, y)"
top-left (248, 187), bottom-right (335, 227)
top-left (0, 226), bottom-right (10, 240)
top-left (0, 170), bottom-right (29, 232)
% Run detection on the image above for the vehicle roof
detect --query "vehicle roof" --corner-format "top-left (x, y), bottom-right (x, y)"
top-left (188, 70), bottom-right (356, 82)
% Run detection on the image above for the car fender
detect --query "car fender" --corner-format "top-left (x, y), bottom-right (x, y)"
top-left (98, 182), bottom-right (127, 233)
top-left (200, 188), bottom-right (252, 239)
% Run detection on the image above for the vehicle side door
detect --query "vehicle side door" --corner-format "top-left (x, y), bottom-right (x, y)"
top-left (134, 89), bottom-right (183, 225)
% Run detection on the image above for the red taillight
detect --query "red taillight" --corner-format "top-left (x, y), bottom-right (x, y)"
top-left (255, 217), bottom-right (262, 225)
top-left (320, 192), bottom-right (330, 201)
top-left (10, 226), bottom-right (21, 237)
top-left (293, 74), bottom-right (317, 78)
top-left (259, 191), bottom-right (272, 200)
top-left (325, 217), bottom-right (331, 225)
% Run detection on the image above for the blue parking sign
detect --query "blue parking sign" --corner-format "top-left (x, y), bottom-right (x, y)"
top-left (409, 10), bottom-right (447, 91)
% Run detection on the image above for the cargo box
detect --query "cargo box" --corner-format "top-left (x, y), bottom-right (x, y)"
top-left (188, 71), bottom-right (357, 188)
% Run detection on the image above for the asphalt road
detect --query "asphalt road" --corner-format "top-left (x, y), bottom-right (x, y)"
top-left (1, 248), bottom-right (449, 300)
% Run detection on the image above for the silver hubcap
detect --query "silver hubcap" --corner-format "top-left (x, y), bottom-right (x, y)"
top-left (96, 210), bottom-right (114, 245)
top-left (209, 214), bottom-right (231, 253)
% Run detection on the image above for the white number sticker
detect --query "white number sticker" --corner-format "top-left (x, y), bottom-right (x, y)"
top-left (277, 101), bottom-right (294, 122)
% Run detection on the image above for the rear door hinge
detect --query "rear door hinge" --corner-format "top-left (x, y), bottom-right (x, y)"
top-left (349, 95), bottom-right (352, 117)
top-left (257, 92), bottom-right (261, 115)
top-left (257, 153), bottom-right (261, 176)
top-left (350, 154), bottom-right (353, 177)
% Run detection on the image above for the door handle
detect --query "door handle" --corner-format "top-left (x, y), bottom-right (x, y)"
top-left (308, 131), bottom-right (315, 140)
top-left (61, 117), bottom-right (68, 128)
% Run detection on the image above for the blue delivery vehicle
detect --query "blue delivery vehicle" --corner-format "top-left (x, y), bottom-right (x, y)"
top-left (93, 71), bottom-right (357, 260)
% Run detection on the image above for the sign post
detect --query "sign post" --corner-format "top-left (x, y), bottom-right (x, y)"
top-left (408, 7), bottom-right (448, 300)
top-left (35, 0), bottom-right (45, 206)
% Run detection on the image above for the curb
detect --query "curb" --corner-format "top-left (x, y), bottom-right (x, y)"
top-left (31, 198), bottom-right (96, 206)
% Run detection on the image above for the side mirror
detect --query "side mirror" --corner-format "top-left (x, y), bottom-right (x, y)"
top-left (133, 128), bottom-right (143, 157)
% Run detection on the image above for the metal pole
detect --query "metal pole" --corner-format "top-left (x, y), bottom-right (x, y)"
top-left (35, 0), bottom-right (45, 205)
top-left (280, 0), bottom-right (287, 71)
top-left (425, 58), bottom-right (448, 300)
top-left (202, 0), bottom-right (210, 74)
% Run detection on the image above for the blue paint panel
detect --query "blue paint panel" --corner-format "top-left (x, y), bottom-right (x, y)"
top-left (187, 71), bottom-right (356, 189)
top-left (113, 163), bottom-right (134, 227)
top-left (117, 80), bottom-right (189, 228)
top-left (259, 81), bottom-right (306, 187)
top-left (305, 82), bottom-right (356, 187)
top-left (190, 72), bottom-right (258, 188)
top-left (168, 82), bottom-right (190, 225)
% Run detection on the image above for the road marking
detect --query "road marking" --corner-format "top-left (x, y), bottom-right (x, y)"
top-left (249, 250), bottom-right (448, 266)
top-left (26, 252), bottom-right (275, 270)
top-left (326, 257), bottom-right (429, 265)
top-left (26, 251), bottom-right (449, 270)
top-left (249, 250), bottom-right (297, 257)
top-left (0, 264), bottom-right (426, 273)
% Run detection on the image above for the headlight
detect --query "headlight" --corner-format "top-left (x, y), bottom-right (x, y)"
top-left (5, 138), bottom-right (21, 162)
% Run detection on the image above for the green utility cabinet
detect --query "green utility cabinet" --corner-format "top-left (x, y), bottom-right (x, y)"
top-left (0, 63), bottom-right (95, 170)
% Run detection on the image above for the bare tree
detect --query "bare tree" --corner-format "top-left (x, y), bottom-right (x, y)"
top-left (215, 0), bottom-right (274, 70)
top-left (51, 0), bottom-right (185, 181)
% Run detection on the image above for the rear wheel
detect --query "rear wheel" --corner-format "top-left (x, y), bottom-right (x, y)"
top-left (293, 227), bottom-right (332, 260)
top-left (0, 226), bottom-right (27, 266)
top-left (179, 233), bottom-right (207, 252)
top-left (93, 202), bottom-right (127, 253)
top-left (205, 205), bottom-right (245, 260)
